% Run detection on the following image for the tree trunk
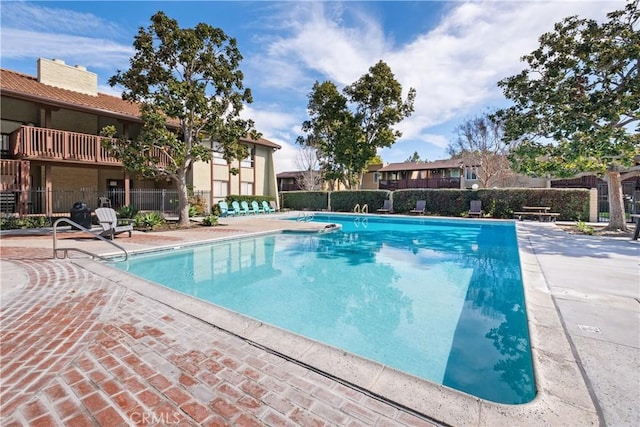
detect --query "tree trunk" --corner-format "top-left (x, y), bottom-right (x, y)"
top-left (604, 170), bottom-right (628, 231)
top-left (176, 172), bottom-right (190, 226)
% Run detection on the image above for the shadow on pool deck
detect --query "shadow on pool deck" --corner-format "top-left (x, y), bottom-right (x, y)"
top-left (1, 214), bottom-right (638, 426)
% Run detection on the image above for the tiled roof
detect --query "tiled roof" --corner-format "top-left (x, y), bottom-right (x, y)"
top-left (378, 159), bottom-right (464, 172)
top-left (1, 68), bottom-right (280, 149)
top-left (277, 170), bottom-right (312, 178)
top-left (240, 136), bottom-right (281, 150)
top-left (1, 68), bottom-right (142, 119)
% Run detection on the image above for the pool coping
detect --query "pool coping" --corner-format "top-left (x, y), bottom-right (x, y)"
top-left (71, 217), bottom-right (599, 426)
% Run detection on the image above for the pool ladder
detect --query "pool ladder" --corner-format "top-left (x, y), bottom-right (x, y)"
top-left (296, 212), bottom-right (314, 222)
top-left (353, 204), bottom-right (368, 214)
top-left (52, 218), bottom-right (128, 261)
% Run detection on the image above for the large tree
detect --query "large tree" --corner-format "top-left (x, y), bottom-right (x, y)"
top-left (495, 1), bottom-right (639, 230)
top-left (102, 12), bottom-right (258, 225)
top-left (298, 61), bottom-right (416, 189)
top-left (447, 112), bottom-right (514, 188)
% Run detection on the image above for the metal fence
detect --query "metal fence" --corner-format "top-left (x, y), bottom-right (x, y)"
top-left (0, 188), bottom-right (212, 217)
top-left (596, 182), bottom-right (639, 222)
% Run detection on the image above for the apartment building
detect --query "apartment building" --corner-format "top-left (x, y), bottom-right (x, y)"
top-left (0, 58), bottom-right (280, 216)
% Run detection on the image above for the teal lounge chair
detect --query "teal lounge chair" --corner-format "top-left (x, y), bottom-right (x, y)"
top-left (240, 200), bottom-right (253, 215)
top-left (218, 201), bottom-right (235, 217)
top-left (232, 200), bottom-right (245, 215)
top-left (262, 200), bottom-right (276, 213)
top-left (251, 200), bottom-right (265, 214)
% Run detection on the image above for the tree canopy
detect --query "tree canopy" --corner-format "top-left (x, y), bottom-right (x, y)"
top-left (298, 61), bottom-right (416, 188)
top-left (404, 151), bottom-right (425, 163)
top-left (102, 11), bottom-right (258, 225)
top-left (495, 0), bottom-right (639, 229)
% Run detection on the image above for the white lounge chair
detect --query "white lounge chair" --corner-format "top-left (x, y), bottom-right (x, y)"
top-left (95, 207), bottom-right (133, 239)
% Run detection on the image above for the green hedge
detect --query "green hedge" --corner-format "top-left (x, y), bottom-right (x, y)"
top-left (280, 188), bottom-right (590, 220)
top-left (329, 190), bottom-right (391, 212)
top-left (281, 191), bottom-right (328, 211)
top-left (389, 188), bottom-right (589, 220)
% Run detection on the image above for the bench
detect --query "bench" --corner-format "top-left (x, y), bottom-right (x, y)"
top-left (513, 211), bottom-right (560, 222)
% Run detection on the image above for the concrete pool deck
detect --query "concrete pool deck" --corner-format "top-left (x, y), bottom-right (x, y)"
top-left (1, 213), bottom-right (638, 426)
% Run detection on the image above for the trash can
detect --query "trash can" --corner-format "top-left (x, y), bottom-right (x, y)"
top-left (70, 201), bottom-right (92, 230)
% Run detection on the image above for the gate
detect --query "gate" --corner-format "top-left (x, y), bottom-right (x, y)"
top-left (597, 181), bottom-right (638, 222)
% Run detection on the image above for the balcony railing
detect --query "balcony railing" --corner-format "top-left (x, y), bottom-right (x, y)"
top-left (11, 125), bottom-right (120, 165)
top-left (10, 125), bottom-right (169, 167)
top-left (378, 177), bottom-right (461, 190)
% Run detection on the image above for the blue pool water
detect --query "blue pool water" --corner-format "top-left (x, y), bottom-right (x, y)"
top-left (110, 214), bottom-right (535, 404)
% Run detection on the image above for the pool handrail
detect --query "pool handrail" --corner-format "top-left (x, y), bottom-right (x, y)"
top-left (53, 218), bottom-right (128, 262)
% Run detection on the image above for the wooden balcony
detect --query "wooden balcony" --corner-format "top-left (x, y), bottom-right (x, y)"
top-left (378, 177), bottom-right (461, 190)
top-left (10, 125), bottom-right (121, 165)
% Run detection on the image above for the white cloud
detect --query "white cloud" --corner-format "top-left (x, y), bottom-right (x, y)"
top-left (249, 2), bottom-right (388, 89)
top-left (1, 28), bottom-right (133, 70)
top-left (1, 2), bottom-right (124, 36)
top-left (240, 105), bottom-right (303, 173)
top-left (254, 0), bottom-right (625, 164)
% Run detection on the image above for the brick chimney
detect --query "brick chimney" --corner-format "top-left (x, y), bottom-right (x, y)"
top-left (37, 58), bottom-right (98, 96)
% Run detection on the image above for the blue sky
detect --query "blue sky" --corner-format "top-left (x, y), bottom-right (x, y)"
top-left (0, 0), bottom-right (625, 173)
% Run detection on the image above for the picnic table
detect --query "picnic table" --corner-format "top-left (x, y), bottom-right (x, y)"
top-left (631, 214), bottom-right (640, 241)
top-left (514, 206), bottom-right (560, 222)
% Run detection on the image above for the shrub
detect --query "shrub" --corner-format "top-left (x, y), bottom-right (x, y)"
top-left (0, 215), bottom-right (52, 230)
top-left (280, 191), bottom-right (328, 211)
top-left (188, 194), bottom-right (207, 216)
top-left (117, 205), bottom-right (139, 219)
top-left (133, 211), bottom-right (165, 230)
top-left (201, 214), bottom-right (218, 226)
top-left (576, 220), bottom-right (595, 235)
top-left (329, 190), bottom-right (390, 212)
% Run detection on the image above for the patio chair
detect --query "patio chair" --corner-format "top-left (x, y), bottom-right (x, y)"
top-left (94, 207), bottom-right (133, 240)
top-left (377, 199), bottom-right (392, 214)
top-left (98, 196), bottom-right (111, 208)
top-left (231, 201), bottom-right (244, 215)
top-left (410, 200), bottom-right (426, 215)
top-left (240, 200), bottom-right (253, 215)
top-left (468, 200), bottom-right (483, 218)
top-left (262, 200), bottom-right (276, 213)
top-left (251, 200), bottom-right (265, 214)
top-left (218, 201), bottom-right (235, 217)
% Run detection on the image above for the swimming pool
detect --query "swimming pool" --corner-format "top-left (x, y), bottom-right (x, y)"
top-left (110, 214), bottom-right (535, 404)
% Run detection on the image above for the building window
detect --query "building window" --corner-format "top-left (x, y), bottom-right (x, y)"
top-left (240, 147), bottom-right (254, 168)
top-left (1, 134), bottom-right (10, 157)
top-left (211, 141), bottom-right (227, 165)
top-left (450, 169), bottom-right (460, 178)
top-left (213, 180), bottom-right (228, 199)
top-left (465, 166), bottom-right (478, 180)
top-left (241, 181), bottom-right (253, 195)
